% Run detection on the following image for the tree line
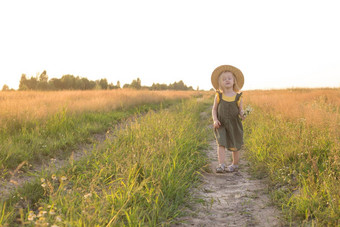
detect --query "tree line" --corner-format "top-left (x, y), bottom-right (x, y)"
top-left (123, 78), bottom-right (194, 91)
top-left (18, 71), bottom-right (119, 91)
top-left (5, 71), bottom-right (193, 91)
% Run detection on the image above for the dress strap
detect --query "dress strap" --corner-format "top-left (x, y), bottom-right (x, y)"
top-left (235, 92), bottom-right (243, 102)
top-left (216, 91), bottom-right (222, 104)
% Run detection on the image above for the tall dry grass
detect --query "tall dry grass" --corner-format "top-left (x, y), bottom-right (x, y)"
top-left (244, 88), bottom-right (340, 135)
top-left (0, 89), bottom-right (195, 128)
top-left (243, 88), bottom-right (340, 225)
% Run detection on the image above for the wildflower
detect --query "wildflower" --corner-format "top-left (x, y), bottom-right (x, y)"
top-left (84, 193), bottom-right (92, 199)
top-left (41, 178), bottom-right (45, 183)
top-left (51, 174), bottom-right (57, 181)
top-left (28, 215), bottom-right (36, 221)
top-left (49, 209), bottom-right (56, 215)
top-left (60, 176), bottom-right (67, 181)
top-left (37, 210), bottom-right (47, 217)
top-left (38, 216), bottom-right (46, 221)
top-left (56, 216), bottom-right (62, 222)
top-left (41, 183), bottom-right (47, 188)
top-left (28, 211), bottom-right (36, 221)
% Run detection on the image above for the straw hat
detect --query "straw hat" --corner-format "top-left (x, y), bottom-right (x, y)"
top-left (211, 65), bottom-right (244, 91)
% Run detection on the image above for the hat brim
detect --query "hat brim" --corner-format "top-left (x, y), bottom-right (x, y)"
top-left (211, 65), bottom-right (244, 91)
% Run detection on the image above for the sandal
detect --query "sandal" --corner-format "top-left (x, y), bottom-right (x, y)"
top-left (225, 164), bottom-right (238, 173)
top-left (216, 164), bottom-right (226, 173)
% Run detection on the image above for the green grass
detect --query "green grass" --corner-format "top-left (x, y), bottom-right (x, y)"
top-left (0, 100), bottom-right (179, 179)
top-left (243, 106), bottom-right (340, 226)
top-left (0, 98), bottom-right (211, 226)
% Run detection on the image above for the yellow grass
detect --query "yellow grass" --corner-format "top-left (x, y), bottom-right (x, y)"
top-left (0, 89), bottom-right (196, 127)
top-left (242, 88), bottom-right (340, 225)
top-left (244, 88), bottom-right (340, 134)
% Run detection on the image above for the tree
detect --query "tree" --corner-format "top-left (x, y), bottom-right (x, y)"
top-left (130, 78), bottom-right (141, 89)
top-left (151, 83), bottom-right (168, 90)
top-left (99, 78), bottom-right (108, 90)
top-left (26, 76), bottom-right (38, 90)
top-left (2, 84), bottom-right (10, 91)
top-left (88, 80), bottom-right (96, 90)
top-left (38, 70), bottom-right (49, 90)
top-left (19, 74), bottom-right (28, 90)
top-left (169, 80), bottom-right (193, 91)
top-left (39, 70), bottom-right (48, 82)
top-left (81, 78), bottom-right (91, 90)
top-left (108, 81), bottom-right (120, 89)
top-left (49, 78), bottom-right (62, 90)
top-left (61, 75), bottom-right (76, 90)
top-left (170, 80), bottom-right (186, 90)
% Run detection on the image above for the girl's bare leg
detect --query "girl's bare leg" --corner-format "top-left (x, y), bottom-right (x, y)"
top-left (232, 150), bottom-right (239, 165)
top-left (217, 146), bottom-right (226, 165)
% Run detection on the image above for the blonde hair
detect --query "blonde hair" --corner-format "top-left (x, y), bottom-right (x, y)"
top-left (218, 71), bottom-right (240, 92)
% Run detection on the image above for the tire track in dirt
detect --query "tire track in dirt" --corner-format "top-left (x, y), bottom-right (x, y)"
top-left (0, 133), bottom-right (106, 199)
top-left (0, 113), bottom-right (142, 200)
top-left (174, 139), bottom-right (287, 227)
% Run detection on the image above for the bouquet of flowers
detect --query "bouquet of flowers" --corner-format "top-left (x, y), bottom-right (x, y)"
top-left (243, 105), bottom-right (253, 117)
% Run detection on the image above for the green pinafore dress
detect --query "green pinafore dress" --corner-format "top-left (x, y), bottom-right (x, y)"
top-left (214, 92), bottom-right (244, 151)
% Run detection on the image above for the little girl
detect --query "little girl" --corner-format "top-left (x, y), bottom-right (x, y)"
top-left (211, 65), bottom-right (245, 173)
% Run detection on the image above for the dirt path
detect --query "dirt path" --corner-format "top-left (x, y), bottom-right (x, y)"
top-left (174, 140), bottom-right (286, 226)
top-left (2, 102), bottom-right (286, 226)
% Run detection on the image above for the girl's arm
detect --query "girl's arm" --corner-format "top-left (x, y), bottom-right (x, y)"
top-left (239, 97), bottom-right (245, 120)
top-left (212, 94), bottom-right (221, 128)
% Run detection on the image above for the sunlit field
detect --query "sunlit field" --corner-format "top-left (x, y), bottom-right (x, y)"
top-left (243, 88), bottom-right (340, 225)
top-left (1, 87), bottom-right (339, 225)
top-left (0, 96), bottom-right (211, 226)
top-left (0, 89), bottom-right (195, 129)
top-left (245, 88), bottom-right (339, 128)
top-left (0, 89), bottom-right (200, 178)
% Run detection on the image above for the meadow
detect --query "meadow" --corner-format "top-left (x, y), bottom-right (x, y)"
top-left (1, 88), bottom-right (339, 226)
top-left (0, 89), bottom-right (196, 179)
top-left (0, 93), bottom-right (211, 226)
top-left (0, 89), bottom-right (194, 129)
top-left (243, 88), bottom-right (339, 225)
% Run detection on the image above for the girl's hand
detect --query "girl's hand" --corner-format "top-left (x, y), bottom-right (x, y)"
top-left (239, 110), bottom-right (246, 121)
top-left (240, 114), bottom-right (246, 121)
top-left (213, 120), bottom-right (221, 129)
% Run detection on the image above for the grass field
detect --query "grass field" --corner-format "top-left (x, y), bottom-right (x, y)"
top-left (1, 88), bottom-right (339, 226)
top-left (243, 88), bottom-right (339, 226)
top-left (0, 90), bottom-right (197, 179)
top-left (0, 89), bottom-right (195, 129)
top-left (0, 96), bottom-right (211, 226)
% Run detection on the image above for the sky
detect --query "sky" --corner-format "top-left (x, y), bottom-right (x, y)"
top-left (1, 0), bottom-right (339, 91)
